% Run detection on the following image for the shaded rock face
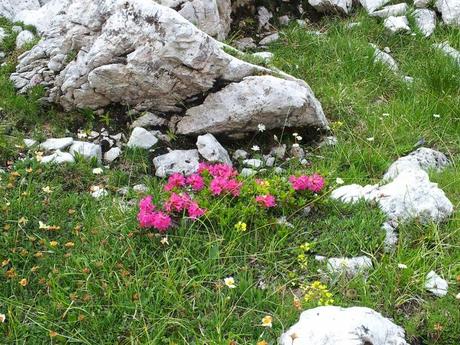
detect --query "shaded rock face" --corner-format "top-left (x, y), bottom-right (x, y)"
top-left (11, 0), bottom-right (327, 136)
top-left (279, 306), bottom-right (408, 345)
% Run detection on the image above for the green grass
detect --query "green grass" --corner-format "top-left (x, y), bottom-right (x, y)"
top-left (1, 10), bottom-right (460, 345)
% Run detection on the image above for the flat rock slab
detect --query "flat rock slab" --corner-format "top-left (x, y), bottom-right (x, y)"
top-left (69, 141), bottom-right (102, 162)
top-left (153, 149), bottom-right (200, 177)
top-left (196, 133), bottom-right (232, 165)
top-left (127, 127), bottom-right (158, 149)
top-left (436, 0), bottom-right (460, 26)
top-left (280, 306), bottom-right (408, 345)
top-left (384, 16), bottom-right (411, 34)
top-left (370, 3), bottom-right (408, 18)
top-left (39, 137), bottom-right (73, 151)
top-left (414, 9), bottom-right (436, 37)
top-left (359, 0), bottom-right (391, 13)
top-left (40, 150), bottom-right (75, 164)
top-left (425, 270), bottom-right (449, 297)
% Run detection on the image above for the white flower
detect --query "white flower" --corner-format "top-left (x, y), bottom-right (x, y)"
top-left (261, 315), bottom-right (273, 327)
top-left (397, 263), bottom-right (407, 269)
top-left (257, 124), bottom-right (266, 132)
top-left (292, 143), bottom-right (300, 148)
top-left (273, 135), bottom-right (278, 142)
top-left (296, 136), bottom-right (302, 141)
top-left (433, 114), bottom-right (441, 118)
top-left (224, 277), bottom-right (236, 289)
top-left (42, 186), bottom-right (52, 194)
top-left (251, 145), bottom-right (260, 152)
top-left (366, 137), bottom-right (375, 142)
top-left (0, 313), bottom-right (5, 323)
top-left (382, 113), bottom-right (390, 117)
top-left (456, 293), bottom-right (460, 300)
top-left (335, 177), bottom-right (344, 185)
top-left (292, 132), bottom-right (298, 137)
top-left (92, 168), bottom-right (103, 175)
top-left (77, 130), bottom-right (88, 139)
top-left (160, 237), bottom-right (169, 245)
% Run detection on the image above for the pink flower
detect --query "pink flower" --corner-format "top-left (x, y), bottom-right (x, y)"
top-left (151, 211), bottom-right (172, 232)
top-left (164, 173), bottom-right (186, 191)
top-left (187, 202), bottom-right (206, 219)
top-left (139, 195), bottom-right (155, 213)
top-left (255, 195), bottom-right (276, 208)
top-left (137, 210), bottom-right (155, 228)
top-left (210, 177), bottom-right (242, 196)
top-left (208, 163), bottom-right (237, 179)
top-left (186, 173), bottom-right (205, 191)
top-left (309, 173), bottom-right (325, 193)
top-left (164, 193), bottom-right (191, 213)
top-left (225, 179), bottom-right (242, 196)
top-left (197, 162), bottom-right (211, 174)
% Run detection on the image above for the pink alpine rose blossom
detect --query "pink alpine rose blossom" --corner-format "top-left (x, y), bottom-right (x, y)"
top-left (164, 173), bottom-right (186, 191)
top-left (255, 195), bottom-right (276, 208)
top-left (164, 193), bottom-right (191, 213)
top-left (139, 195), bottom-right (155, 213)
top-left (309, 173), bottom-right (325, 192)
top-left (187, 202), bottom-right (206, 219)
top-left (186, 173), bottom-right (205, 191)
top-left (151, 211), bottom-right (172, 232)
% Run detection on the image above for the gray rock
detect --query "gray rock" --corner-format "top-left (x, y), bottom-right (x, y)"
top-left (240, 168), bottom-right (257, 177)
top-left (359, 0), bottom-right (391, 13)
top-left (243, 159), bottom-right (263, 169)
top-left (133, 184), bottom-right (148, 193)
top-left (14, 0), bottom-right (71, 34)
top-left (103, 147), bottom-right (121, 163)
top-left (23, 138), bottom-right (37, 147)
top-left (234, 37), bottom-right (257, 51)
top-left (0, 28), bottom-right (6, 44)
top-left (11, 26), bottom-right (23, 33)
top-left (176, 76), bottom-right (327, 135)
top-left (265, 156), bottom-right (275, 167)
top-left (40, 150), bottom-right (75, 164)
top-left (290, 145), bottom-right (305, 159)
top-left (425, 270), bottom-right (449, 297)
top-left (413, 9), bottom-right (436, 37)
top-left (232, 149), bottom-right (248, 160)
top-left (259, 33), bottom-right (279, 45)
top-left (308, 0), bottom-right (353, 15)
top-left (280, 306), bottom-right (408, 345)
top-left (326, 256), bottom-right (373, 278)
top-left (278, 15), bottom-right (290, 26)
top-left (252, 51), bottom-right (274, 61)
top-left (370, 3), bottom-right (408, 18)
top-left (384, 16), bottom-right (411, 34)
top-left (196, 133), bottom-right (232, 165)
top-left (372, 45), bottom-right (399, 72)
top-left (15, 30), bottom-right (35, 49)
top-left (39, 137), bottom-right (73, 151)
top-left (127, 127), bottom-right (158, 149)
top-left (414, 0), bottom-right (430, 7)
top-left (130, 112), bottom-right (166, 129)
top-left (0, 0), bottom-right (40, 20)
top-left (153, 149), bottom-right (200, 178)
top-left (434, 42), bottom-right (460, 65)
top-left (270, 144), bottom-right (286, 159)
top-left (274, 167), bottom-right (284, 174)
top-left (436, 0), bottom-right (460, 26)
top-left (257, 6), bottom-right (272, 30)
top-left (69, 141), bottom-right (102, 162)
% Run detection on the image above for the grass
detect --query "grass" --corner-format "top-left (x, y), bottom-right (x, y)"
top-left (1, 9), bottom-right (460, 345)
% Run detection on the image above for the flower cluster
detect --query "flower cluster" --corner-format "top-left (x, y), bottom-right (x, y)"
top-left (137, 196), bottom-right (172, 232)
top-left (199, 163), bottom-right (242, 197)
top-left (301, 281), bottom-right (334, 306)
top-left (289, 174), bottom-right (325, 193)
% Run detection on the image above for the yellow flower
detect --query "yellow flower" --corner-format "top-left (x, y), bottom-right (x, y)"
top-left (49, 331), bottom-right (58, 338)
top-left (160, 237), bottom-right (169, 245)
top-left (0, 313), bottom-right (5, 323)
top-left (64, 242), bottom-right (75, 248)
top-left (26, 167), bottom-right (33, 173)
top-left (257, 341), bottom-right (268, 345)
top-left (49, 241), bottom-right (58, 247)
top-left (19, 278), bottom-right (28, 287)
top-left (234, 221), bottom-right (247, 232)
top-left (224, 277), bottom-right (236, 289)
top-left (261, 315), bottom-right (273, 328)
top-left (18, 217), bottom-right (28, 225)
top-left (39, 221), bottom-right (50, 230)
top-left (42, 186), bottom-right (52, 194)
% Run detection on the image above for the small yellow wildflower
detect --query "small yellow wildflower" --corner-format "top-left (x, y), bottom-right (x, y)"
top-left (42, 186), bottom-right (52, 194)
top-left (257, 341), bottom-right (268, 345)
top-left (234, 221), bottom-right (247, 232)
top-left (224, 277), bottom-right (236, 289)
top-left (261, 315), bottom-right (273, 328)
top-left (49, 241), bottom-right (58, 247)
top-left (19, 278), bottom-right (28, 287)
top-left (26, 167), bottom-right (33, 173)
top-left (64, 242), bottom-right (75, 248)
top-left (18, 217), bottom-right (28, 226)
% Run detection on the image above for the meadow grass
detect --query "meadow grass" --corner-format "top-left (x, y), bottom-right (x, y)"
top-left (1, 10), bottom-right (459, 345)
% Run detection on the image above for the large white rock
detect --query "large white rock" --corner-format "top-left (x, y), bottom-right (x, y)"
top-left (11, 0), bottom-right (327, 136)
top-left (326, 256), bottom-right (373, 278)
top-left (383, 148), bottom-right (449, 181)
top-left (103, 147), bottom-right (121, 163)
top-left (40, 150), bottom-right (75, 164)
top-left (370, 3), bottom-right (408, 18)
top-left (153, 149), bottom-right (200, 177)
top-left (127, 127), bottom-right (158, 149)
top-left (308, 0), bottom-right (353, 15)
top-left (14, 0), bottom-right (71, 34)
top-left (15, 30), bottom-right (35, 49)
top-left (0, 0), bottom-right (40, 20)
top-left (39, 137), bottom-right (73, 151)
top-left (69, 141), bottom-right (102, 162)
top-left (359, 0), bottom-right (391, 13)
top-left (176, 76), bottom-right (327, 135)
top-left (413, 9), bottom-right (437, 37)
top-left (414, 0), bottom-right (430, 7)
top-left (372, 45), bottom-right (399, 72)
top-left (279, 306), bottom-right (408, 345)
top-left (436, 0), bottom-right (460, 26)
top-left (384, 16), bottom-right (411, 34)
top-left (0, 28), bottom-right (6, 44)
top-left (196, 133), bottom-right (232, 165)
top-left (434, 42), bottom-right (460, 65)
top-left (425, 271), bottom-right (449, 297)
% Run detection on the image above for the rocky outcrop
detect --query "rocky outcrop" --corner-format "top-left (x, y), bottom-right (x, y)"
top-left (308, 0), bottom-right (353, 15)
top-left (0, 0), bottom-right (40, 20)
top-left (10, 0), bottom-right (327, 136)
top-left (413, 9), bottom-right (436, 37)
top-left (436, 0), bottom-right (460, 26)
top-left (279, 306), bottom-right (408, 345)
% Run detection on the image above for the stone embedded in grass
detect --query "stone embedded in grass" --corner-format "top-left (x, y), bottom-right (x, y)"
top-left (384, 16), bottom-right (411, 34)
top-left (359, 0), bottom-right (392, 13)
top-left (257, 6), bottom-right (273, 31)
top-left (0, 28), bottom-right (6, 44)
top-left (90, 185), bottom-right (108, 199)
top-left (280, 306), bottom-right (408, 345)
top-left (308, 0), bottom-right (353, 15)
top-left (425, 271), bottom-right (449, 297)
top-left (433, 42), bottom-right (460, 65)
top-left (413, 9), bottom-right (436, 37)
top-left (326, 256), bottom-right (373, 278)
top-left (127, 127), bottom-right (158, 150)
top-left (436, 0), bottom-right (460, 26)
top-left (252, 51), bottom-right (274, 61)
top-left (69, 141), bottom-right (102, 162)
top-left (414, 0), bottom-right (430, 7)
top-left (40, 150), bottom-right (75, 164)
top-left (240, 168), bottom-right (257, 177)
top-left (259, 33), bottom-right (280, 46)
top-left (383, 147), bottom-right (449, 181)
top-left (243, 159), bottom-right (263, 169)
top-left (103, 147), bottom-right (121, 163)
top-left (15, 30), bottom-right (35, 49)
top-left (23, 138), bottom-right (37, 147)
top-left (130, 112), bottom-right (166, 129)
top-left (153, 150), bottom-right (200, 178)
top-left (133, 184), bottom-right (148, 193)
top-left (370, 3), bottom-right (408, 18)
top-left (39, 137), bottom-right (73, 151)
top-left (232, 149), bottom-right (248, 160)
top-left (372, 45), bottom-right (399, 72)
top-left (196, 133), bottom-right (232, 166)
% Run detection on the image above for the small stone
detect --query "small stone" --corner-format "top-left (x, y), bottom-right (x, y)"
top-left (240, 168), bottom-right (257, 177)
top-left (257, 6), bottom-right (273, 30)
top-left (270, 144), bottom-right (286, 159)
top-left (39, 137), bottom-right (74, 151)
top-left (259, 33), bottom-right (280, 46)
top-left (12, 26), bottom-right (23, 33)
top-left (130, 112), bottom-right (166, 128)
top-left (326, 256), bottom-right (373, 278)
top-left (153, 150), bottom-right (200, 178)
top-left (243, 159), bottom-right (263, 169)
top-left (104, 147), bottom-right (121, 163)
top-left (372, 44), bottom-right (399, 72)
top-left (69, 141), bottom-right (102, 162)
top-left (24, 138), bottom-right (37, 147)
top-left (90, 186), bottom-right (108, 199)
top-left (278, 15), bottom-right (290, 26)
top-left (252, 51), bottom-right (274, 61)
top-left (414, 0), bottom-right (430, 7)
top-left (413, 9), bottom-right (436, 37)
top-left (274, 167), bottom-right (284, 174)
top-left (234, 37), bottom-right (257, 51)
top-left (433, 42), bottom-right (460, 66)
top-left (370, 3), bottom-right (408, 18)
top-left (40, 150), bottom-right (75, 164)
top-left (265, 156), bottom-right (275, 167)
top-left (290, 145), bottom-right (305, 159)
top-left (127, 127), bottom-right (158, 149)
top-left (117, 187), bottom-right (130, 196)
top-left (233, 149), bottom-right (248, 160)
top-left (403, 76), bottom-right (414, 83)
top-left (425, 271), bottom-right (448, 297)
top-left (133, 184), bottom-right (148, 193)
top-left (296, 19), bottom-right (308, 28)
top-left (16, 30), bottom-right (35, 49)
top-left (384, 16), bottom-right (411, 34)
top-left (196, 133), bottom-right (232, 165)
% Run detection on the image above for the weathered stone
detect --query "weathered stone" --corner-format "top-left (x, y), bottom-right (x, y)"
top-left (384, 16), bottom-right (411, 34)
top-left (234, 37), bottom-right (257, 50)
top-left (240, 168), bottom-right (257, 177)
top-left (436, 0), bottom-right (460, 26)
top-left (69, 141), bottom-right (102, 162)
top-left (257, 6), bottom-right (272, 30)
top-left (326, 256), bottom-right (373, 278)
top-left (372, 44), bottom-right (399, 72)
top-left (259, 33), bottom-right (279, 45)
top-left (0, 0), bottom-right (40, 20)
top-left (308, 0), bottom-right (353, 15)
top-left (243, 159), bottom-right (263, 169)
top-left (414, 0), bottom-right (430, 7)
top-left (0, 28), bottom-right (6, 44)
top-left (278, 15), bottom-right (290, 26)
top-left (252, 51), bottom-right (274, 61)
top-left (153, 149), bottom-right (200, 177)
top-left (39, 137), bottom-right (73, 151)
top-left (280, 306), bottom-right (408, 345)
top-left (24, 138), bottom-right (37, 147)
top-left (232, 149), bottom-right (248, 160)
top-left (270, 144), bottom-right (286, 159)
top-left (15, 30), bottom-right (35, 49)
top-left (130, 112), bottom-right (166, 129)
top-left (176, 76), bottom-right (327, 135)
top-left (425, 271), bottom-right (449, 297)
top-left (196, 133), bottom-right (232, 165)
top-left (14, 0), bottom-right (71, 34)
top-left (413, 9), bottom-right (436, 37)
top-left (434, 42), bottom-right (460, 65)
top-left (290, 145), bottom-right (306, 159)
top-left (359, 0), bottom-right (391, 13)
top-left (40, 150), bottom-right (75, 164)
top-left (133, 184), bottom-right (148, 193)
top-left (370, 3), bottom-right (408, 18)
top-left (103, 147), bottom-right (121, 163)
top-left (127, 127), bottom-right (158, 149)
